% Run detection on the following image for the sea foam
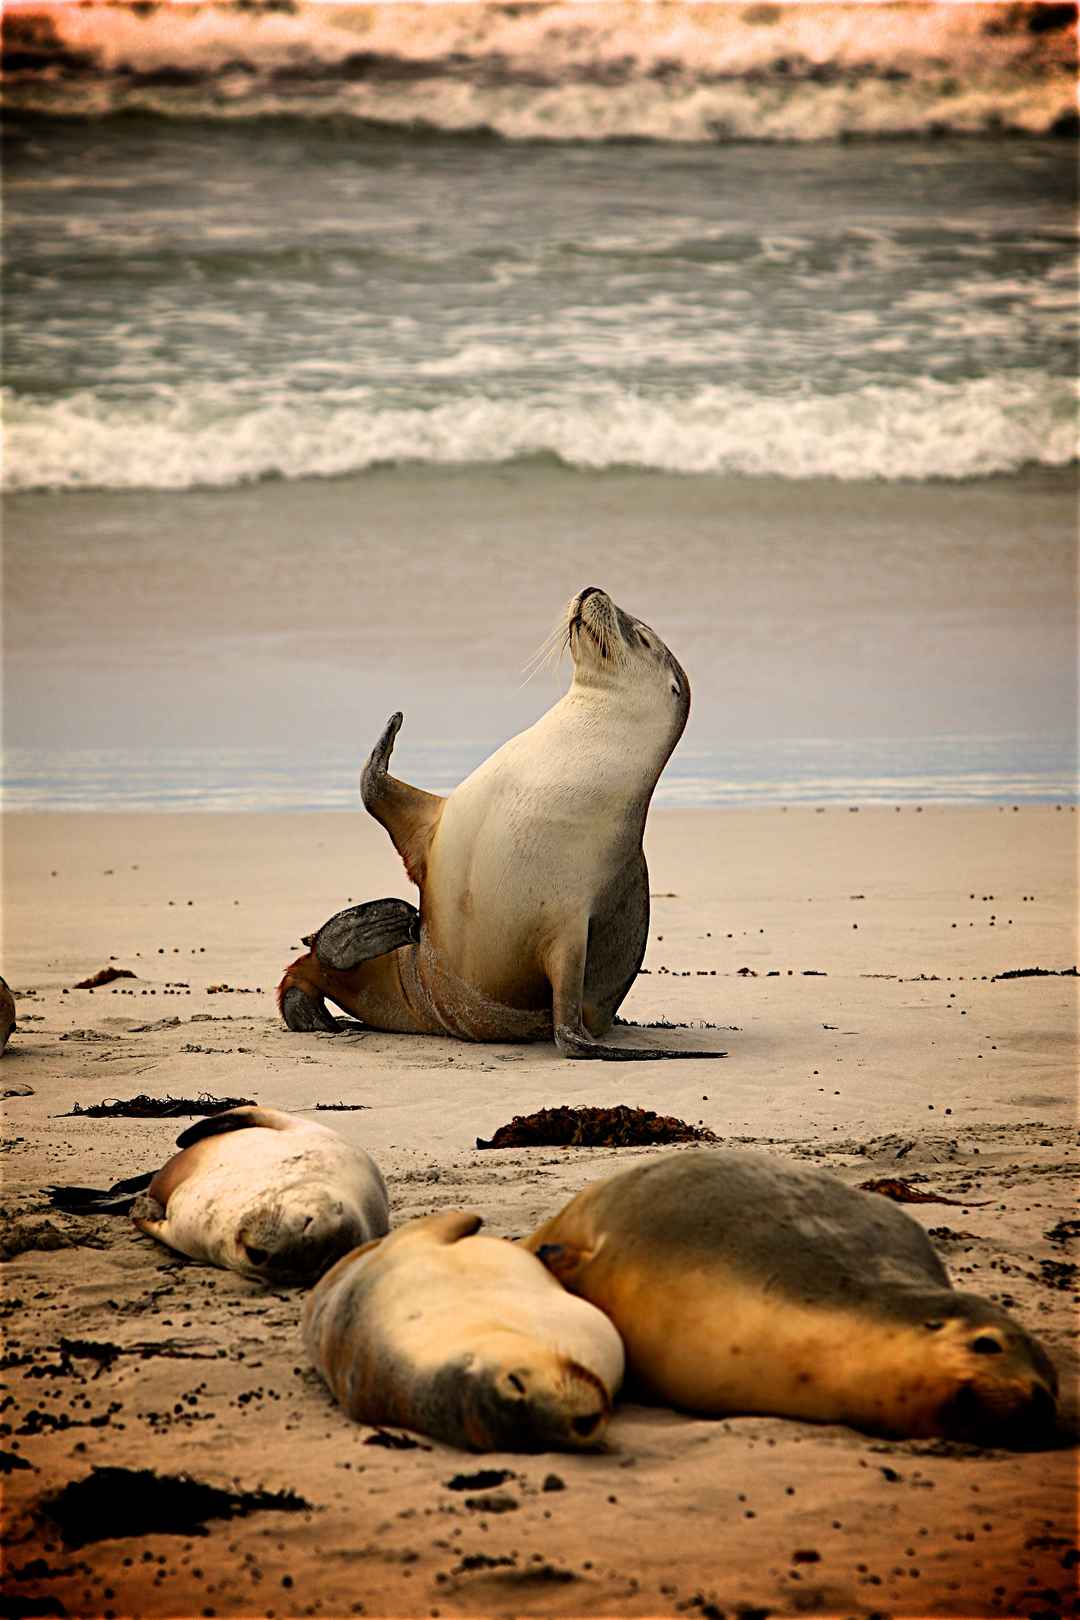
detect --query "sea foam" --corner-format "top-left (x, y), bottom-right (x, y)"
top-left (4, 374), bottom-right (1075, 491)
top-left (4, 0), bottom-right (1075, 142)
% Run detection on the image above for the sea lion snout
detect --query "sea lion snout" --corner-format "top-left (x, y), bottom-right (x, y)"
top-left (237, 1196), bottom-right (361, 1283)
top-left (939, 1374), bottom-right (1058, 1445)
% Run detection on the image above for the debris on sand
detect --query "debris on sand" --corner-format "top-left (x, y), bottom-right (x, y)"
top-left (58, 1092), bottom-right (255, 1119)
top-left (313, 1102), bottom-right (371, 1111)
top-left (363, 1429), bottom-right (430, 1451)
top-left (991, 965), bottom-right (1078, 981)
top-left (476, 1104), bottom-right (718, 1150)
top-left (73, 968), bottom-right (137, 989)
top-left (0, 1216), bottom-right (107, 1262)
top-left (42, 1466), bottom-right (310, 1547)
top-left (860, 1178), bottom-right (986, 1206)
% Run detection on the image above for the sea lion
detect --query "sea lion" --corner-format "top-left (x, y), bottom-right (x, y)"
top-left (121, 1107), bottom-right (390, 1283)
top-left (279, 586), bottom-right (725, 1060)
top-left (0, 977), bottom-right (15, 1055)
top-left (303, 1209), bottom-right (625, 1452)
top-left (524, 1151), bottom-right (1059, 1443)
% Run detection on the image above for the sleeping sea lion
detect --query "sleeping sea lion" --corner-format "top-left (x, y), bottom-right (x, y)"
top-left (524, 1150), bottom-right (1059, 1443)
top-left (112, 1107), bottom-right (390, 1283)
top-left (303, 1210), bottom-right (625, 1452)
top-left (279, 587), bottom-right (725, 1060)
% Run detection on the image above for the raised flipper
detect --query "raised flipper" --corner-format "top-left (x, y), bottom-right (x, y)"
top-left (304, 897), bottom-right (420, 972)
top-left (48, 1170), bottom-right (155, 1216)
top-left (361, 712), bottom-right (445, 888)
top-left (549, 928), bottom-right (728, 1062)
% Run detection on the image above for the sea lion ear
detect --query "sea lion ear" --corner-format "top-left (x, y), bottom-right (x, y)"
top-left (535, 1242), bottom-right (591, 1283)
top-left (174, 1106), bottom-right (291, 1150)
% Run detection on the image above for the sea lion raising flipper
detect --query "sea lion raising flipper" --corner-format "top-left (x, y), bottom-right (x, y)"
top-left (303, 1209), bottom-right (625, 1452)
top-left (52, 1107), bottom-right (390, 1284)
top-left (279, 587), bottom-right (726, 1061)
top-left (524, 1151), bottom-right (1059, 1444)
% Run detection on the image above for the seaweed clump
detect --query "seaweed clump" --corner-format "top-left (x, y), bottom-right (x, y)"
top-left (476, 1104), bottom-right (718, 1150)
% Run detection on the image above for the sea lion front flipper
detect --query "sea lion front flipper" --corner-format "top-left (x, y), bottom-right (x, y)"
top-left (361, 712), bottom-right (445, 888)
top-left (173, 1106), bottom-right (295, 1150)
top-left (549, 933), bottom-right (728, 1062)
top-left (130, 1191), bottom-right (167, 1235)
top-left (306, 898), bottom-right (420, 972)
top-left (415, 1210), bottom-right (484, 1245)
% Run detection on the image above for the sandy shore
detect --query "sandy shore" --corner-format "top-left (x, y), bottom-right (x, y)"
top-left (1, 805), bottom-right (1077, 1618)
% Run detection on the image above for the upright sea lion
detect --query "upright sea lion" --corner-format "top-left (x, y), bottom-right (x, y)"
top-left (303, 1210), bottom-right (625, 1452)
top-left (279, 587), bottom-right (725, 1060)
top-left (51, 1107), bottom-right (390, 1284)
top-left (524, 1151), bottom-right (1059, 1443)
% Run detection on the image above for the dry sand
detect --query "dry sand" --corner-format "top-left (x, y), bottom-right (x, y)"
top-left (1, 804), bottom-right (1077, 1619)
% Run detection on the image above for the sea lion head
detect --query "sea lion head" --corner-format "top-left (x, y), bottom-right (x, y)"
top-left (566, 586), bottom-right (690, 729)
top-left (917, 1292), bottom-right (1059, 1444)
top-left (442, 1343), bottom-right (613, 1453)
top-left (234, 1191), bottom-right (363, 1285)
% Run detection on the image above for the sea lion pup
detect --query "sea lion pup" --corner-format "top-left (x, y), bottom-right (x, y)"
top-left (524, 1151), bottom-right (1059, 1444)
top-left (303, 1210), bottom-right (625, 1452)
top-left (121, 1107), bottom-right (390, 1283)
top-left (0, 977), bottom-right (15, 1054)
top-left (279, 586), bottom-right (725, 1060)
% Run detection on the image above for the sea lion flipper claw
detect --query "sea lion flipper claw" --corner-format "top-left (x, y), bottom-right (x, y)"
top-left (309, 898), bottom-right (420, 972)
top-left (281, 983), bottom-right (341, 1034)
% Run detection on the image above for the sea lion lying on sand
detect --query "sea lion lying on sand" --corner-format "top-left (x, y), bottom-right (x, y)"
top-left (304, 1210), bottom-right (625, 1452)
top-left (525, 1151), bottom-right (1059, 1443)
top-left (51, 1107), bottom-right (389, 1285)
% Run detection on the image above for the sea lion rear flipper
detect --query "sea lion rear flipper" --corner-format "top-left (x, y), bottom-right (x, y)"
top-left (47, 1170), bottom-right (156, 1215)
top-left (307, 898), bottom-right (420, 972)
top-left (280, 983), bottom-right (341, 1034)
top-left (174, 1106), bottom-right (294, 1150)
top-left (361, 712), bottom-right (445, 888)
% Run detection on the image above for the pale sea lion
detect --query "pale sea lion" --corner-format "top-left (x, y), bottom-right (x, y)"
top-left (0, 977), bottom-right (15, 1055)
top-left (126, 1107), bottom-right (390, 1283)
top-left (524, 1151), bottom-right (1059, 1442)
top-left (303, 1209), bottom-right (625, 1451)
top-left (279, 587), bottom-right (725, 1060)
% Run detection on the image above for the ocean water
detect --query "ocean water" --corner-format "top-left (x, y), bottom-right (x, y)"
top-left (2, 1), bottom-right (1077, 811)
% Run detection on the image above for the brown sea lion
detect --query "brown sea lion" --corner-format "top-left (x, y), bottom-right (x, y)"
top-left (303, 1210), bottom-right (625, 1451)
top-left (524, 1150), bottom-right (1059, 1443)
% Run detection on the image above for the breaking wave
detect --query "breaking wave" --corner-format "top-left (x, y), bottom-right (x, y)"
top-left (5, 374), bottom-right (1075, 491)
top-left (4, 0), bottom-right (1076, 142)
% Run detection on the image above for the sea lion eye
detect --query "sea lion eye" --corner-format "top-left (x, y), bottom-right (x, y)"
top-left (924, 1321), bottom-right (945, 1332)
top-left (971, 1335), bottom-right (1004, 1355)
